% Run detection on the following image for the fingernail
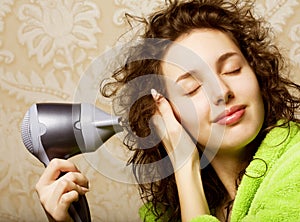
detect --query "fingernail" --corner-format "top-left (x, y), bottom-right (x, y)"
top-left (151, 88), bottom-right (160, 101)
top-left (82, 187), bottom-right (89, 193)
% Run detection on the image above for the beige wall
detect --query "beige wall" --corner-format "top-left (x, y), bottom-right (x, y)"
top-left (0, 0), bottom-right (299, 221)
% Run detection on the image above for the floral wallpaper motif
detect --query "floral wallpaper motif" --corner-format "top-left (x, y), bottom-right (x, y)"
top-left (17, 0), bottom-right (101, 69)
top-left (289, 24), bottom-right (300, 67)
top-left (0, 0), bottom-right (15, 65)
top-left (0, 0), bottom-right (299, 221)
top-left (0, 0), bottom-right (14, 32)
top-left (255, 0), bottom-right (299, 32)
top-left (113, 0), bottom-right (163, 25)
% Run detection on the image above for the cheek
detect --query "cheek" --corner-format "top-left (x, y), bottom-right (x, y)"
top-left (173, 95), bottom-right (210, 138)
top-left (243, 77), bottom-right (264, 111)
top-left (239, 71), bottom-right (261, 96)
top-left (233, 73), bottom-right (265, 125)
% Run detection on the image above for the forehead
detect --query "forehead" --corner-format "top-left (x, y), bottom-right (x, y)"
top-left (161, 29), bottom-right (241, 78)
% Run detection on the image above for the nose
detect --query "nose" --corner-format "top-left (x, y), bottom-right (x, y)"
top-left (213, 77), bottom-right (234, 105)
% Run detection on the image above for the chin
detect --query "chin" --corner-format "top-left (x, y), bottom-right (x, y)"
top-left (221, 124), bottom-right (263, 151)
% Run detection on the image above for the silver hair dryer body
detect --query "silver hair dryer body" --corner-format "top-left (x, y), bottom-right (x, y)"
top-left (21, 103), bottom-right (122, 165)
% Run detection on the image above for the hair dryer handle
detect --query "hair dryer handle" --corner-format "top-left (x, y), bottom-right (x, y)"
top-left (69, 195), bottom-right (91, 222)
top-left (57, 171), bottom-right (91, 222)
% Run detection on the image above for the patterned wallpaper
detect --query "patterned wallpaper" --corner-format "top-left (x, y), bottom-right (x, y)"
top-left (0, 0), bottom-right (299, 221)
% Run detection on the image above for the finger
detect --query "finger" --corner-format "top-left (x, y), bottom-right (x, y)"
top-left (50, 190), bottom-right (79, 222)
top-left (56, 177), bottom-right (88, 196)
top-left (49, 178), bottom-right (89, 206)
top-left (151, 89), bottom-right (198, 168)
top-left (38, 159), bottom-right (79, 185)
top-left (151, 89), bottom-right (184, 153)
top-left (63, 171), bottom-right (89, 189)
top-left (151, 89), bottom-right (179, 127)
top-left (151, 89), bottom-right (183, 140)
top-left (60, 190), bottom-right (80, 207)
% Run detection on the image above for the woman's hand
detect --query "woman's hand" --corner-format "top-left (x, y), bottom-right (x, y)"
top-left (150, 88), bottom-right (199, 169)
top-left (151, 89), bottom-right (210, 222)
top-left (35, 158), bottom-right (89, 222)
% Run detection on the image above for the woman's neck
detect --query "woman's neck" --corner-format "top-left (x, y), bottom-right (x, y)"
top-left (211, 153), bottom-right (246, 199)
top-left (210, 140), bottom-right (258, 200)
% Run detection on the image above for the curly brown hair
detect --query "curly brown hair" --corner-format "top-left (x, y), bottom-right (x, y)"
top-left (101, 0), bottom-right (300, 221)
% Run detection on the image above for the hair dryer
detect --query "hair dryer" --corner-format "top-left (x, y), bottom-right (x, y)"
top-left (20, 103), bottom-right (123, 222)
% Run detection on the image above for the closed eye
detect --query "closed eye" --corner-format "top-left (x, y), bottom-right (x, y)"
top-left (186, 84), bottom-right (201, 96)
top-left (224, 67), bottom-right (241, 75)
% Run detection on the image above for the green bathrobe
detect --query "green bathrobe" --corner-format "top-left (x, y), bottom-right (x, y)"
top-left (139, 121), bottom-right (300, 221)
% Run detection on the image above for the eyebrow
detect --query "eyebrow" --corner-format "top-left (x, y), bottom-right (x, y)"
top-left (175, 51), bottom-right (239, 83)
top-left (175, 72), bottom-right (192, 83)
top-left (217, 52), bottom-right (239, 65)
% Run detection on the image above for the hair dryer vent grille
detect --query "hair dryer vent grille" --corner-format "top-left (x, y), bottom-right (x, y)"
top-left (21, 110), bottom-right (34, 154)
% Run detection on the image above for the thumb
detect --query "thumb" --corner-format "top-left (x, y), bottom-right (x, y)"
top-left (151, 89), bottom-right (188, 152)
top-left (151, 89), bottom-right (198, 168)
top-left (150, 88), bottom-right (179, 128)
top-left (150, 89), bottom-right (182, 136)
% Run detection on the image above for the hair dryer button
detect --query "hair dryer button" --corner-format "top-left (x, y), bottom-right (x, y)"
top-left (74, 121), bottom-right (81, 130)
top-left (39, 123), bottom-right (47, 135)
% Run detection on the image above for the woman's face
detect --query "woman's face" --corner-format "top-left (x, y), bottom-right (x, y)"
top-left (161, 29), bottom-right (265, 154)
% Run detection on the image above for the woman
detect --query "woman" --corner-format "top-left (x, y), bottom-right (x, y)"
top-left (36, 0), bottom-right (300, 221)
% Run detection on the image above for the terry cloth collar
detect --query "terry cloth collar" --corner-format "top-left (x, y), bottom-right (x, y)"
top-left (230, 121), bottom-right (299, 221)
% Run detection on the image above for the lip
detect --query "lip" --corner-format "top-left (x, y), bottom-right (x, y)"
top-left (213, 105), bottom-right (246, 125)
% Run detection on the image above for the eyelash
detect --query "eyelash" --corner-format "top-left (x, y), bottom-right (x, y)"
top-left (224, 67), bottom-right (241, 75)
top-left (186, 85), bottom-right (201, 96)
top-left (183, 67), bottom-right (241, 96)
